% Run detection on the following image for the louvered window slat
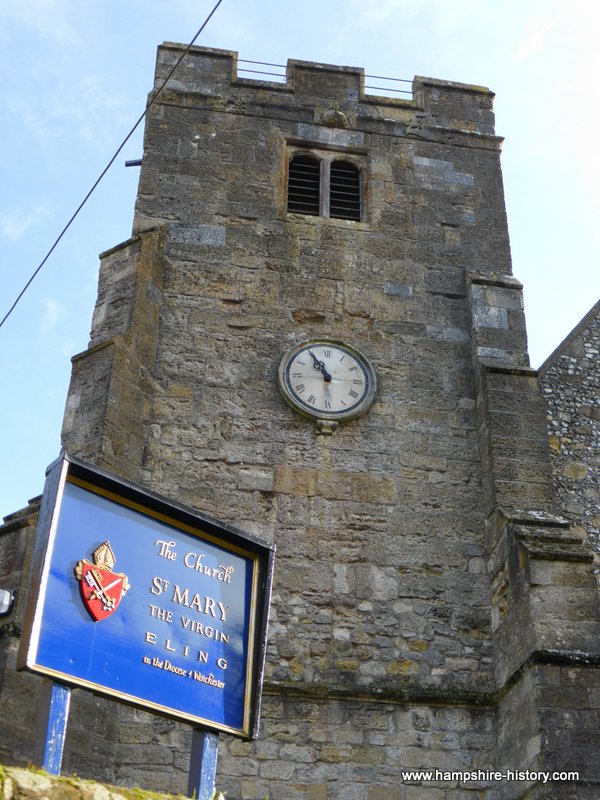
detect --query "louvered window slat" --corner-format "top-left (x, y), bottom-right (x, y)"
top-left (329, 161), bottom-right (361, 221)
top-left (287, 156), bottom-right (320, 216)
top-left (287, 154), bottom-right (362, 221)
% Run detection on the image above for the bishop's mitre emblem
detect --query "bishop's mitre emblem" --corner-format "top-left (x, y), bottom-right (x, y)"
top-left (74, 541), bottom-right (130, 622)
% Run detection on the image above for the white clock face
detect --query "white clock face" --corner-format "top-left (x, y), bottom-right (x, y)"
top-left (279, 341), bottom-right (376, 421)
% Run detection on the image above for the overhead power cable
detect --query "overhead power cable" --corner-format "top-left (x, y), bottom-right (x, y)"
top-left (0, 0), bottom-right (225, 332)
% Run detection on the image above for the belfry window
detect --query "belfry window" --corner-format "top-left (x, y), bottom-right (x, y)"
top-left (329, 160), bottom-right (361, 221)
top-left (287, 155), bottom-right (321, 216)
top-left (287, 153), bottom-right (362, 222)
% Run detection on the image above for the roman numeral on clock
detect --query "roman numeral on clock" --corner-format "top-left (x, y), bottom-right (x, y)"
top-left (280, 340), bottom-right (376, 423)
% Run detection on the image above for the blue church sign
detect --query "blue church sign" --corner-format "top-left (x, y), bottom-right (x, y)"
top-left (19, 454), bottom-right (274, 739)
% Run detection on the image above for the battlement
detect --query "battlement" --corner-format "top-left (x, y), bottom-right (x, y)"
top-left (154, 43), bottom-right (497, 136)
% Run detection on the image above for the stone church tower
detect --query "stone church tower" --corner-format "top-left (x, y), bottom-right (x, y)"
top-left (1, 45), bottom-right (599, 799)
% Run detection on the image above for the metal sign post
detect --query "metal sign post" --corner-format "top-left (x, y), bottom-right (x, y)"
top-left (32, 681), bottom-right (220, 800)
top-left (189, 729), bottom-right (219, 800)
top-left (32, 680), bottom-right (71, 775)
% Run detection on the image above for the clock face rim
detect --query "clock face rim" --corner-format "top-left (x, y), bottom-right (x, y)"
top-left (278, 339), bottom-right (377, 422)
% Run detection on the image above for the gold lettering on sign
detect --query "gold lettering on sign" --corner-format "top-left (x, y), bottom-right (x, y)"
top-left (155, 540), bottom-right (177, 560)
top-left (143, 536), bottom-right (240, 685)
top-left (183, 552), bottom-right (235, 583)
top-left (140, 656), bottom-right (226, 689)
top-left (150, 576), bottom-right (170, 595)
top-left (180, 615), bottom-right (230, 644)
top-left (148, 604), bottom-right (172, 622)
top-left (171, 584), bottom-right (229, 621)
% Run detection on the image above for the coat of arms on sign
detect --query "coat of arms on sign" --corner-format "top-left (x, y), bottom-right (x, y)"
top-left (74, 541), bottom-right (130, 621)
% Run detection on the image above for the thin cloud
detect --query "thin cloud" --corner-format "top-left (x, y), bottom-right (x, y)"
top-left (0, 207), bottom-right (49, 241)
top-left (346, 0), bottom-right (481, 29)
top-left (514, 6), bottom-right (600, 216)
top-left (0, 0), bottom-right (80, 46)
top-left (40, 298), bottom-right (63, 334)
top-left (8, 74), bottom-right (131, 151)
top-left (514, 16), bottom-right (554, 62)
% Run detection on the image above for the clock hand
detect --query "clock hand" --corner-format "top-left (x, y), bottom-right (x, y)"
top-left (308, 350), bottom-right (332, 382)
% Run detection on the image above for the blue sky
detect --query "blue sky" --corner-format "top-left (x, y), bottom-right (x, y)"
top-left (1, 0), bottom-right (599, 519)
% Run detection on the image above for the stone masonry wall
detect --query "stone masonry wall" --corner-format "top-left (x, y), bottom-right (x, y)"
top-left (540, 299), bottom-right (600, 550)
top-left (119, 46), bottom-right (509, 708)
top-left (1, 45), bottom-right (598, 800)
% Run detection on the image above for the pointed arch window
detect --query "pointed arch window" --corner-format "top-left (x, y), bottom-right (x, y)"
top-left (287, 151), bottom-right (363, 221)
